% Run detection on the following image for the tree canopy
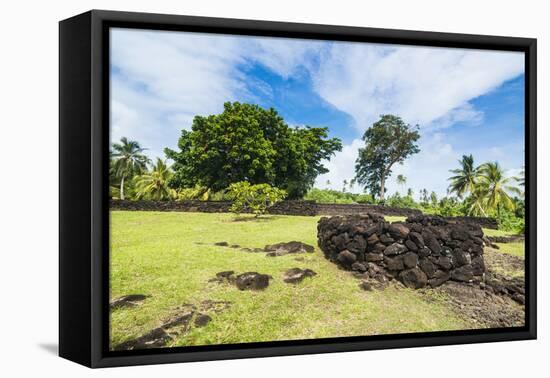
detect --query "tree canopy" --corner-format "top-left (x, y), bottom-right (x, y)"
top-left (165, 102), bottom-right (342, 199)
top-left (354, 115), bottom-right (420, 201)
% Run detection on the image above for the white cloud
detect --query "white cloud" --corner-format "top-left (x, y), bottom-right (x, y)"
top-left (315, 138), bottom-right (363, 191)
top-left (309, 43), bottom-right (523, 197)
top-left (110, 28), bottom-right (524, 197)
top-left (312, 43), bottom-right (524, 131)
top-left (110, 29), bottom-right (325, 161)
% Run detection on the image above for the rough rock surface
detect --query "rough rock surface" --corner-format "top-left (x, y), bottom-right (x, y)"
top-left (317, 214), bottom-right (487, 289)
top-left (112, 300), bottom-right (231, 351)
top-left (264, 241), bottom-right (315, 256)
top-left (212, 240), bottom-right (315, 257)
top-left (110, 294), bottom-right (149, 309)
top-left (283, 268), bottom-right (317, 284)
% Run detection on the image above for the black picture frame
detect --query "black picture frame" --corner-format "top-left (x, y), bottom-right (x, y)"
top-left (59, 9), bottom-right (537, 368)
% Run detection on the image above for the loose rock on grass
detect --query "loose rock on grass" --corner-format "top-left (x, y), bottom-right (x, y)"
top-left (211, 271), bottom-right (272, 290)
top-left (110, 294), bottom-right (149, 309)
top-left (112, 300), bottom-right (231, 351)
top-left (283, 268), bottom-right (317, 284)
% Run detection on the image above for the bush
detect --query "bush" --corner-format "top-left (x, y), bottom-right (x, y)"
top-left (355, 194), bottom-right (375, 204)
top-left (304, 188), bottom-right (374, 204)
top-left (496, 209), bottom-right (525, 234)
top-left (227, 182), bottom-right (286, 217)
top-left (385, 193), bottom-right (419, 209)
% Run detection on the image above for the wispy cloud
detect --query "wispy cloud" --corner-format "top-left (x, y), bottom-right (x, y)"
top-left (111, 28), bottom-right (524, 197)
top-left (312, 43), bottom-right (524, 131)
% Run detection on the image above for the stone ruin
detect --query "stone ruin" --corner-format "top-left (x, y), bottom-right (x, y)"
top-left (317, 213), bottom-right (487, 289)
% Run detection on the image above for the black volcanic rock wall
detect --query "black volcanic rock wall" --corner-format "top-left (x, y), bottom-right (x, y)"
top-left (110, 200), bottom-right (496, 228)
top-left (317, 214), bottom-right (487, 289)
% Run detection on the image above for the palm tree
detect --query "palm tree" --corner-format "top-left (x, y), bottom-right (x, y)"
top-left (448, 154), bottom-right (479, 198)
top-left (135, 159), bottom-right (174, 201)
top-left (396, 174), bottom-right (406, 193)
top-left (467, 186), bottom-right (489, 217)
top-left (111, 137), bottom-right (150, 200)
top-left (477, 162), bottom-right (519, 216)
top-left (406, 188), bottom-right (414, 198)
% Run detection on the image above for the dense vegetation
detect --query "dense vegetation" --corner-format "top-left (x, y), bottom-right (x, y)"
top-left (109, 103), bottom-right (524, 233)
top-left (165, 102), bottom-right (342, 199)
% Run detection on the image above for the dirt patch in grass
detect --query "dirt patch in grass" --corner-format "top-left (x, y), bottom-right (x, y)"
top-left (425, 281), bottom-right (524, 328)
top-left (484, 247), bottom-right (524, 278)
top-left (112, 300), bottom-right (232, 351)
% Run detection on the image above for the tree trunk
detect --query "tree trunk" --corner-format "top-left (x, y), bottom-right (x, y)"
top-left (379, 174), bottom-right (386, 202)
top-left (120, 176), bottom-right (125, 200)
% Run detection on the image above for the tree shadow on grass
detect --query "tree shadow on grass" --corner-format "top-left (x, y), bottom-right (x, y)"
top-left (229, 215), bottom-right (282, 223)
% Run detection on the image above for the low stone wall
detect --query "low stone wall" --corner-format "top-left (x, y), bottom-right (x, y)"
top-left (110, 200), bottom-right (420, 217)
top-left (317, 214), bottom-right (486, 289)
top-left (110, 200), bottom-right (496, 228)
top-left (315, 203), bottom-right (422, 217)
top-left (444, 216), bottom-right (498, 230)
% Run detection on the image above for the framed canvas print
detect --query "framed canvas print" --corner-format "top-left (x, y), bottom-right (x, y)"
top-left (59, 10), bottom-right (537, 368)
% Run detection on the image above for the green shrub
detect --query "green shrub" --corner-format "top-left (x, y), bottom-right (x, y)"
top-left (355, 194), bottom-right (375, 203)
top-left (227, 182), bottom-right (286, 217)
top-left (496, 209), bottom-right (525, 234)
top-left (304, 188), bottom-right (348, 203)
top-left (385, 193), bottom-right (419, 209)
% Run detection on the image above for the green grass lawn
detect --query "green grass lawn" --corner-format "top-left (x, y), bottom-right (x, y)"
top-left (482, 228), bottom-right (522, 237)
top-left (494, 242), bottom-right (525, 258)
top-left (110, 211), bottom-right (480, 348)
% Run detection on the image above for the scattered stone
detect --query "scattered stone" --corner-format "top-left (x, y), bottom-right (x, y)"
top-left (214, 241), bottom-right (229, 246)
top-left (264, 241), bottom-right (315, 256)
top-left (110, 294), bottom-right (149, 310)
top-left (235, 272), bottom-right (271, 290)
top-left (194, 313), bottom-right (212, 327)
top-left (112, 300), bottom-right (232, 351)
top-left (283, 268), bottom-right (317, 284)
top-left (113, 327), bottom-right (172, 351)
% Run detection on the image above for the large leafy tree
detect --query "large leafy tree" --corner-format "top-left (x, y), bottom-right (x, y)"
top-left (165, 102), bottom-right (342, 199)
top-left (134, 159), bottom-right (174, 201)
top-left (354, 115), bottom-right (420, 201)
top-left (448, 154), bottom-right (479, 198)
top-left (111, 137), bottom-right (150, 200)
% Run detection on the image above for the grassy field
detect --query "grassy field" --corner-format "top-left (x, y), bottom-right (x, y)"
top-left (495, 242), bottom-right (525, 258)
top-left (109, 211), bottom-right (510, 349)
top-left (482, 228), bottom-right (522, 237)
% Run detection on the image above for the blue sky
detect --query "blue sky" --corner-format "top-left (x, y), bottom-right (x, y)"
top-left (110, 28), bottom-right (525, 197)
